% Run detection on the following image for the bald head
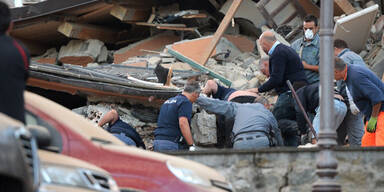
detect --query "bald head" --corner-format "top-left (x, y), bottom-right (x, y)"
top-left (259, 30), bottom-right (276, 53)
top-left (260, 31), bottom-right (276, 43)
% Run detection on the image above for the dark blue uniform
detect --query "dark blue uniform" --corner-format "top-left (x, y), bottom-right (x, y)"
top-left (108, 119), bottom-right (146, 149)
top-left (154, 94), bottom-right (192, 151)
top-left (0, 34), bottom-right (29, 123)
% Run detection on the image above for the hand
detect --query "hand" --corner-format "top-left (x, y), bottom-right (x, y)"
top-left (248, 88), bottom-right (258, 94)
top-left (349, 102), bottom-right (360, 115)
top-left (189, 144), bottom-right (196, 151)
top-left (367, 117), bottom-right (378, 133)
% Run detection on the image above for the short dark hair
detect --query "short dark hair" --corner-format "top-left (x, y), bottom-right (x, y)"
top-left (184, 80), bottom-right (201, 93)
top-left (0, 1), bottom-right (10, 34)
top-left (334, 57), bottom-right (346, 71)
top-left (334, 39), bottom-right (348, 49)
top-left (304, 15), bottom-right (318, 26)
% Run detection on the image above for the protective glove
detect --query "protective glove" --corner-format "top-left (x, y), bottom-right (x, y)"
top-left (367, 117), bottom-right (378, 133)
top-left (189, 144), bottom-right (196, 151)
top-left (349, 102), bottom-right (360, 115)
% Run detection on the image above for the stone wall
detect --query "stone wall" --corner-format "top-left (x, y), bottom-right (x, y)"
top-left (170, 147), bottom-right (384, 192)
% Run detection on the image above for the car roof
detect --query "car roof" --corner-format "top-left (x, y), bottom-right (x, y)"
top-left (25, 91), bottom-right (125, 146)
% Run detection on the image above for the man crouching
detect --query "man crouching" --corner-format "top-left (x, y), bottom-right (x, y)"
top-left (154, 81), bottom-right (200, 151)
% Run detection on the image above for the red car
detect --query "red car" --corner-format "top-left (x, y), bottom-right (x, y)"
top-left (25, 92), bottom-right (232, 192)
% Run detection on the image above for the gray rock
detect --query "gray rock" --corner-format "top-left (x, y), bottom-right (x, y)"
top-left (191, 110), bottom-right (217, 145)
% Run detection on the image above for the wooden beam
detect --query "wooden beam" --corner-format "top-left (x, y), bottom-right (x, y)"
top-left (182, 13), bottom-right (207, 19)
top-left (133, 22), bottom-right (186, 28)
top-left (200, 0), bottom-right (243, 66)
top-left (57, 22), bottom-right (118, 43)
top-left (334, 0), bottom-right (356, 15)
top-left (156, 26), bottom-right (197, 31)
top-left (110, 5), bottom-right (150, 22)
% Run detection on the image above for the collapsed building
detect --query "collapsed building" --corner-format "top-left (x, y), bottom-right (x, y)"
top-left (9, 0), bottom-right (384, 150)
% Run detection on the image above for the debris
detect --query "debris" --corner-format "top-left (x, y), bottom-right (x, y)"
top-left (110, 5), bottom-right (150, 22)
top-left (57, 22), bottom-right (120, 44)
top-left (167, 38), bottom-right (232, 86)
top-left (32, 48), bottom-right (58, 64)
top-left (58, 39), bottom-right (107, 66)
top-left (334, 4), bottom-right (379, 53)
top-left (200, 0), bottom-right (242, 66)
top-left (114, 32), bottom-right (179, 64)
top-left (334, 0), bottom-right (357, 15)
top-left (191, 109), bottom-right (217, 145)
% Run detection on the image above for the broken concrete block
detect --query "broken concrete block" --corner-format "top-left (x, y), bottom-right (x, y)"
top-left (97, 45), bottom-right (108, 63)
top-left (147, 57), bottom-right (162, 68)
top-left (86, 103), bottom-right (113, 125)
top-left (58, 39), bottom-right (105, 66)
top-left (161, 57), bottom-right (176, 63)
top-left (220, 0), bottom-right (266, 28)
top-left (117, 106), bottom-right (146, 128)
top-left (32, 48), bottom-right (58, 64)
top-left (191, 110), bottom-right (217, 145)
top-left (114, 32), bottom-right (180, 64)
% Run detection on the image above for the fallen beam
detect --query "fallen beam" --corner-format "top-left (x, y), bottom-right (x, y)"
top-left (57, 22), bottom-right (119, 43)
top-left (200, 0), bottom-right (243, 66)
top-left (334, 0), bottom-right (356, 15)
top-left (167, 45), bottom-right (232, 86)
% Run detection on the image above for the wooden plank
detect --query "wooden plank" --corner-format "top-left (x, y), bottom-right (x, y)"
top-left (57, 22), bottom-right (119, 43)
top-left (167, 46), bottom-right (232, 86)
top-left (200, 0), bottom-right (243, 66)
top-left (133, 22), bottom-right (186, 28)
top-left (110, 5), bottom-right (150, 22)
top-left (334, 0), bottom-right (356, 15)
top-left (182, 13), bottom-right (207, 19)
top-left (156, 26), bottom-right (197, 31)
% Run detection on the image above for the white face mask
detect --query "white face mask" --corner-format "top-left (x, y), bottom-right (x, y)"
top-left (304, 29), bottom-right (314, 40)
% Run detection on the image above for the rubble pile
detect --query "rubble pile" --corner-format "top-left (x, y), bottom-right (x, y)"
top-left (11, 0), bottom-right (384, 149)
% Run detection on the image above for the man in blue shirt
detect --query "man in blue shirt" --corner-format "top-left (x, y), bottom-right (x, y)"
top-left (291, 15), bottom-right (320, 84)
top-left (334, 39), bottom-right (365, 67)
top-left (334, 57), bottom-right (384, 146)
top-left (249, 30), bottom-right (307, 121)
top-left (334, 39), bottom-right (366, 146)
top-left (154, 81), bottom-right (201, 151)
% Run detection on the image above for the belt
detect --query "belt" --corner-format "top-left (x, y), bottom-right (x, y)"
top-left (155, 135), bottom-right (182, 143)
top-left (234, 134), bottom-right (265, 142)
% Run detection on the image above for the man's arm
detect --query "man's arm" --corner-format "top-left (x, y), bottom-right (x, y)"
top-left (258, 51), bottom-right (287, 93)
top-left (179, 117), bottom-right (193, 146)
top-left (302, 61), bottom-right (319, 72)
top-left (196, 96), bottom-right (237, 118)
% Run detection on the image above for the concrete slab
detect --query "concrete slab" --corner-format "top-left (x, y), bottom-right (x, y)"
top-left (334, 4), bottom-right (379, 53)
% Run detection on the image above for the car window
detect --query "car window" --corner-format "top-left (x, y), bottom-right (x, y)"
top-left (25, 111), bottom-right (63, 152)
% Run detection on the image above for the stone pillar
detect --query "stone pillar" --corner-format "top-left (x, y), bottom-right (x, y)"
top-left (312, 0), bottom-right (341, 191)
